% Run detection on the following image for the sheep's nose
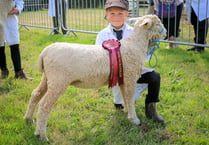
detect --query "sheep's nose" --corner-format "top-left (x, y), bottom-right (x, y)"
top-left (163, 30), bottom-right (167, 39)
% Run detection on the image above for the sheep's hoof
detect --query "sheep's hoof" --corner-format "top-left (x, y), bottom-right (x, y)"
top-left (129, 118), bottom-right (141, 126)
top-left (36, 134), bottom-right (49, 143)
top-left (24, 118), bottom-right (34, 125)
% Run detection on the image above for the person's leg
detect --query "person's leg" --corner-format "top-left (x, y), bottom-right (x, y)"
top-left (113, 83), bottom-right (148, 110)
top-left (9, 44), bottom-right (32, 80)
top-left (162, 17), bottom-right (169, 40)
top-left (176, 3), bottom-right (184, 38)
top-left (112, 85), bottom-right (124, 109)
top-left (195, 18), bottom-right (208, 52)
top-left (52, 17), bottom-right (59, 34)
top-left (53, 0), bottom-right (60, 34)
top-left (137, 71), bottom-right (160, 103)
top-left (137, 71), bottom-right (164, 124)
top-left (5, 14), bottom-right (32, 80)
top-left (0, 45), bottom-right (9, 78)
top-left (187, 7), bottom-right (207, 53)
top-left (187, 7), bottom-right (198, 51)
top-left (10, 44), bottom-right (21, 72)
top-left (168, 17), bottom-right (176, 48)
top-left (174, 2), bottom-right (184, 47)
top-left (161, 17), bottom-right (175, 48)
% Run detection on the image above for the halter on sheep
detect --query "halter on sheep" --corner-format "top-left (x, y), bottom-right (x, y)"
top-left (24, 15), bottom-right (166, 142)
top-left (127, 17), bottom-right (164, 68)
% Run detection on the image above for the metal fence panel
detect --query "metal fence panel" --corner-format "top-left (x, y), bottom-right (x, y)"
top-left (19, 0), bottom-right (54, 31)
top-left (18, 0), bottom-right (209, 48)
top-left (64, 0), bottom-right (107, 34)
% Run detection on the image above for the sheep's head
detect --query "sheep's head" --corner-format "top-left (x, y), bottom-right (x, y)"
top-left (133, 15), bottom-right (167, 41)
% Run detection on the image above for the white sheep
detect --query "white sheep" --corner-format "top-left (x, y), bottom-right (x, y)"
top-left (0, 0), bottom-right (13, 43)
top-left (24, 15), bottom-right (166, 142)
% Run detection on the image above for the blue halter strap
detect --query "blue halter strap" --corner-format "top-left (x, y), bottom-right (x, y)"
top-left (147, 39), bottom-right (160, 68)
top-left (147, 27), bottom-right (164, 68)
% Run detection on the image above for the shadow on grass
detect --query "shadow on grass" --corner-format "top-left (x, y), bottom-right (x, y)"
top-left (92, 110), bottom-right (175, 144)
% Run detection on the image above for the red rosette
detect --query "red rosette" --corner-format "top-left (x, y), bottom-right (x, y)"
top-left (102, 39), bottom-right (121, 50)
top-left (102, 39), bottom-right (123, 88)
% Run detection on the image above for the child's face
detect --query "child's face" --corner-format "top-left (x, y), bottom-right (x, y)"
top-left (105, 7), bottom-right (129, 29)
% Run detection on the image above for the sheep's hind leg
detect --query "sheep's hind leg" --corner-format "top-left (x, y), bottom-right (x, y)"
top-left (34, 83), bottom-right (67, 142)
top-left (120, 84), bottom-right (140, 125)
top-left (24, 74), bottom-right (47, 123)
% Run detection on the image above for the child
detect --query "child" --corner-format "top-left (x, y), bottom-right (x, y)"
top-left (95, 0), bottom-right (164, 124)
top-left (0, 0), bottom-right (32, 79)
top-left (148, 0), bottom-right (184, 48)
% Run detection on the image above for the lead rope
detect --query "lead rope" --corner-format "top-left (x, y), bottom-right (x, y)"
top-left (148, 39), bottom-right (160, 68)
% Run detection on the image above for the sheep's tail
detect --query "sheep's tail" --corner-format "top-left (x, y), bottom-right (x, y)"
top-left (38, 53), bottom-right (44, 73)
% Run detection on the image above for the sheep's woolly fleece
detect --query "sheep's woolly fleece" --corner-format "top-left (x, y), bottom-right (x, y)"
top-left (24, 15), bottom-right (167, 142)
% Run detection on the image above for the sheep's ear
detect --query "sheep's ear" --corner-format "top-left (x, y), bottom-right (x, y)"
top-left (139, 18), bottom-right (152, 29)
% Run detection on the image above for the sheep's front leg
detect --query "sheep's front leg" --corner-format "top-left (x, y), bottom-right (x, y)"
top-left (120, 84), bottom-right (140, 125)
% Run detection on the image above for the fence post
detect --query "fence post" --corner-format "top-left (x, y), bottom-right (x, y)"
top-left (60, 0), bottom-right (68, 34)
top-left (129, 0), bottom-right (139, 17)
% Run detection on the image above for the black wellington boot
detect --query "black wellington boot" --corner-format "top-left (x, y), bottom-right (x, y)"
top-left (1, 69), bottom-right (9, 79)
top-left (14, 69), bottom-right (33, 80)
top-left (10, 44), bottom-right (33, 80)
top-left (145, 102), bottom-right (165, 124)
top-left (0, 46), bottom-right (9, 79)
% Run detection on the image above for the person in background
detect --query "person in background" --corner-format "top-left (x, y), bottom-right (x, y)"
top-left (96, 0), bottom-right (164, 124)
top-left (148, 0), bottom-right (184, 49)
top-left (175, 0), bottom-right (184, 47)
top-left (147, 0), bottom-right (155, 14)
top-left (48, 0), bottom-right (67, 34)
top-left (186, 0), bottom-right (209, 53)
top-left (0, 0), bottom-right (32, 79)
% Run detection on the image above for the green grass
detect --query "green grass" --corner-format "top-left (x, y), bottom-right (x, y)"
top-left (0, 28), bottom-right (209, 145)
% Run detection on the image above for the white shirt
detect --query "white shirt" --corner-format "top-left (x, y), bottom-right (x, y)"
top-left (186, 0), bottom-right (209, 21)
top-left (1, 0), bottom-right (24, 46)
top-left (95, 23), bottom-right (133, 45)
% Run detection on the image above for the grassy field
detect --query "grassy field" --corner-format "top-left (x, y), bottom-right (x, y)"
top-left (0, 28), bottom-right (209, 145)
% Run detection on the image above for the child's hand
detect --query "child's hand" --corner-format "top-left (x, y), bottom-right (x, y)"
top-left (151, 34), bottom-right (160, 40)
top-left (8, 7), bottom-right (19, 15)
top-left (149, 34), bottom-right (160, 47)
top-left (149, 41), bottom-right (156, 47)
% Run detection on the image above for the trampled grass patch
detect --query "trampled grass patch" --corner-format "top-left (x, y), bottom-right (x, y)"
top-left (0, 28), bottom-right (208, 145)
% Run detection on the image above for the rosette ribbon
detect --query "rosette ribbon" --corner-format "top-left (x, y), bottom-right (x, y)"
top-left (102, 39), bottom-right (124, 88)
